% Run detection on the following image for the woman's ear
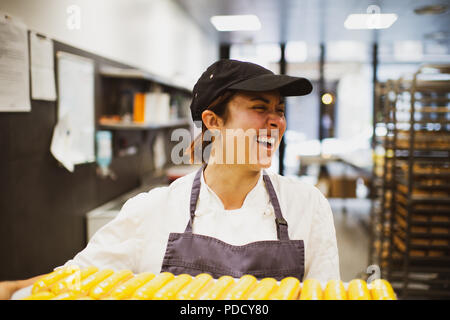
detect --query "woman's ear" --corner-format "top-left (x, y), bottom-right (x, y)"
top-left (201, 110), bottom-right (223, 130)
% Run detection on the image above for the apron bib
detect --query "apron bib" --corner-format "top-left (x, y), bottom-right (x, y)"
top-left (160, 167), bottom-right (305, 281)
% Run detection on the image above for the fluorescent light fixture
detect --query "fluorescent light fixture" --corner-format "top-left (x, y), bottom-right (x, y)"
top-left (394, 41), bottom-right (423, 61)
top-left (286, 41), bottom-right (308, 62)
top-left (256, 43), bottom-right (281, 62)
top-left (327, 41), bottom-right (367, 61)
top-left (210, 15), bottom-right (261, 31)
top-left (344, 13), bottom-right (397, 29)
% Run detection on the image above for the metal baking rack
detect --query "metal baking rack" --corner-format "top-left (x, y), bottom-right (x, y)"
top-left (382, 64), bottom-right (450, 299)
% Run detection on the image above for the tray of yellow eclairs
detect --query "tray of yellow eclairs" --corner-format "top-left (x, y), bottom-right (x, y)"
top-left (18, 266), bottom-right (397, 300)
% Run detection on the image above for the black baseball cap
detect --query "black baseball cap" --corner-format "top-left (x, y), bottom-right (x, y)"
top-left (190, 59), bottom-right (313, 125)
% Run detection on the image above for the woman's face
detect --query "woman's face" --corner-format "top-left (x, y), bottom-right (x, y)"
top-left (209, 90), bottom-right (286, 169)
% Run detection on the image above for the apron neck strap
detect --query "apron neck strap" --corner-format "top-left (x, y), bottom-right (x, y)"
top-left (185, 166), bottom-right (290, 241)
top-left (262, 173), bottom-right (290, 241)
top-left (185, 165), bottom-right (204, 233)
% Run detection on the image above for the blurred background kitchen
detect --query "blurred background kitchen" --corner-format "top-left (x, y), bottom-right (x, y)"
top-left (0, 0), bottom-right (449, 299)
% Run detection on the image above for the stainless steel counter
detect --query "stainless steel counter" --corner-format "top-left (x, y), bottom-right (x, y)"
top-left (85, 183), bottom-right (166, 241)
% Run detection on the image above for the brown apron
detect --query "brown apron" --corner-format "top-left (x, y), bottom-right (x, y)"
top-left (160, 166), bottom-right (305, 281)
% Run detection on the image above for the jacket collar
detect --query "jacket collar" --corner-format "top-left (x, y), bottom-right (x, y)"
top-left (197, 168), bottom-right (270, 214)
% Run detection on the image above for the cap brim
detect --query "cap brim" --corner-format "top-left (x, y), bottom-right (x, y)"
top-left (228, 74), bottom-right (313, 96)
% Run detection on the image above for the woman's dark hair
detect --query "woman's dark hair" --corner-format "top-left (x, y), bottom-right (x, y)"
top-left (188, 90), bottom-right (235, 164)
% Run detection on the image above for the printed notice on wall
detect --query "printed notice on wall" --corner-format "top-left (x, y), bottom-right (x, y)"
top-left (50, 52), bottom-right (95, 171)
top-left (0, 13), bottom-right (31, 112)
top-left (30, 31), bottom-right (57, 101)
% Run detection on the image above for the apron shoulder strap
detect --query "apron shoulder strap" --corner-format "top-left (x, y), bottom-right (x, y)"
top-left (185, 165), bottom-right (203, 233)
top-left (262, 173), bottom-right (290, 241)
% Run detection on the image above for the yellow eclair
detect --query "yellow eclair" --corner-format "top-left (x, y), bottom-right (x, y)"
top-left (50, 266), bottom-right (98, 295)
top-left (109, 272), bottom-right (155, 300)
top-left (324, 280), bottom-right (347, 300)
top-left (370, 279), bottom-right (396, 300)
top-left (223, 275), bottom-right (257, 300)
top-left (247, 277), bottom-right (278, 300)
top-left (269, 277), bottom-right (300, 300)
top-left (175, 273), bottom-right (213, 300)
top-left (89, 270), bottom-right (134, 299)
top-left (153, 274), bottom-right (192, 300)
top-left (198, 276), bottom-right (235, 300)
top-left (348, 279), bottom-right (371, 300)
top-left (132, 272), bottom-right (174, 300)
top-left (299, 279), bottom-right (323, 300)
top-left (32, 266), bottom-right (78, 294)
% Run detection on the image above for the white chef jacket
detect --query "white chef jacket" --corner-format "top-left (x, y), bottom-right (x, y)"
top-left (63, 169), bottom-right (340, 282)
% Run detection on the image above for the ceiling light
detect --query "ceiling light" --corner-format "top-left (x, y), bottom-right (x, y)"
top-left (286, 41), bottom-right (308, 62)
top-left (321, 93), bottom-right (334, 105)
top-left (414, 4), bottom-right (448, 15)
top-left (394, 41), bottom-right (423, 61)
top-left (210, 15), bottom-right (261, 31)
top-left (327, 41), bottom-right (368, 61)
top-left (344, 13), bottom-right (398, 29)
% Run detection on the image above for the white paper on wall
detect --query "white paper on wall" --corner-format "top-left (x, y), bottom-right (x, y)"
top-left (0, 13), bottom-right (31, 112)
top-left (50, 51), bottom-right (95, 170)
top-left (29, 31), bottom-right (57, 101)
top-left (50, 113), bottom-right (75, 172)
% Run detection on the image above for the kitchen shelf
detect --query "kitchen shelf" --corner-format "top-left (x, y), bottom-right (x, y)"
top-left (99, 65), bottom-right (192, 93)
top-left (98, 118), bottom-right (191, 131)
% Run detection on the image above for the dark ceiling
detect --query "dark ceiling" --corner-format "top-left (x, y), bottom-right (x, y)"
top-left (174, 0), bottom-right (450, 45)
